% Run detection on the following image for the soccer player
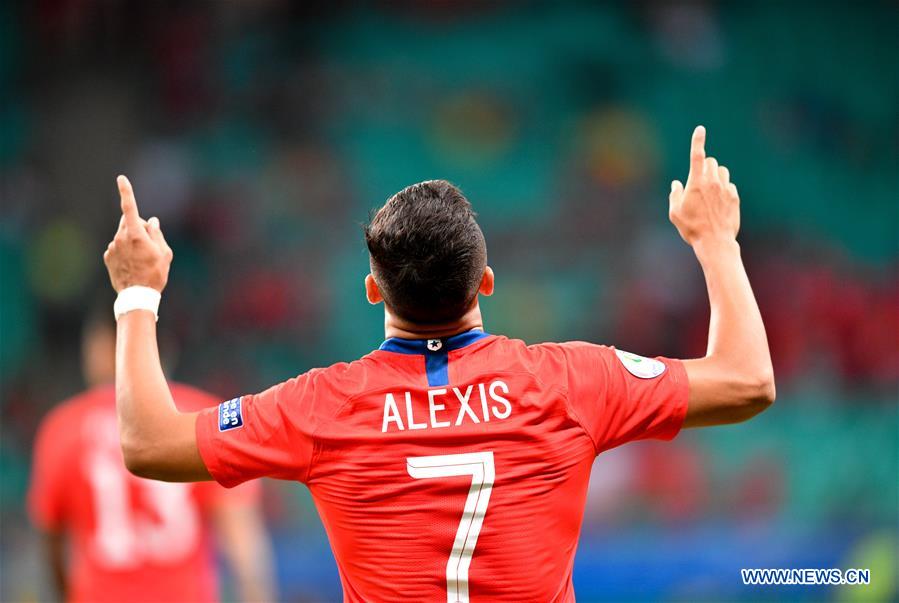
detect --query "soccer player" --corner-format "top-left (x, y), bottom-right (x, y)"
top-left (28, 308), bottom-right (276, 603)
top-left (102, 126), bottom-right (774, 602)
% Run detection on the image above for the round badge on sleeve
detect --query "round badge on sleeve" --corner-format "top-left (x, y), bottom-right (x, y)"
top-left (615, 349), bottom-right (666, 379)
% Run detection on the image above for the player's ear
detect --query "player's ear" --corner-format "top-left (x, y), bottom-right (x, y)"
top-left (365, 274), bottom-right (383, 305)
top-left (479, 266), bottom-right (495, 297)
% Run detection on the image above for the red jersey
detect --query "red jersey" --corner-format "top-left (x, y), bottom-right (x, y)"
top-left (28, 383), bottom-right (259, 603)
top-left (197, 331), bottom-right (688, 602)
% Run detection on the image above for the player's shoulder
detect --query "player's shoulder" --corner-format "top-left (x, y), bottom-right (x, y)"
top-left (526, 339), bottom-right (616, 360)
top-left (498, 336), bottom-right (610, 366)
top-left (274, 335), bottom-right (608, 405)
top-left (491, 338), bottom-right (616, 389)
top-left (527, 339), bottom-right (609, 351)
top-left (300, 352), bottom-right (385, 395)
top-left (242, 354), bottom-right (380, 426)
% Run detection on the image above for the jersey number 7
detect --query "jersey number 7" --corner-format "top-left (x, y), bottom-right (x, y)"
top-left (406, 451), bottom-right (495, 603)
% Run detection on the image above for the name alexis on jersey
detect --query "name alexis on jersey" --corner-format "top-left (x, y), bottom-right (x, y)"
top-left (381, 380), bottom-right (511, 433)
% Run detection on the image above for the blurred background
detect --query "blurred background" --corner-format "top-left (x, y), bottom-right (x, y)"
top-left (1, 1), bottom-right (897, 601)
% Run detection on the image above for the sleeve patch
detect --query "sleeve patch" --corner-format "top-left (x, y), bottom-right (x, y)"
top-left (615, 349), bottom-right (666, 379)
top-left (218, 397), bottom-right (244, 431)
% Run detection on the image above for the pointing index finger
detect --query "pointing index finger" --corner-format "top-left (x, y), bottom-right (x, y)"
top-left (117, 175), bottom-right (142, 228)
top-left (689, 125), bottom-right (706, 176)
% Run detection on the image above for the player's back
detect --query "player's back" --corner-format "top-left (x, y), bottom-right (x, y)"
top-left (198, 329), bottom-right (688, 602)
top-left (315, 332), bottom-right (595, 602)
top-left (28, 384), bottom-right (226, 603)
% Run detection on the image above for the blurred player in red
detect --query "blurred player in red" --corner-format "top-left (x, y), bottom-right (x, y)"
top-left (102, 126), bottom-right (774, 601)
top-left (28, 308), bottom-right (276, 603)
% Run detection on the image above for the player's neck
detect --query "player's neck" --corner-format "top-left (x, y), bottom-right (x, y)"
top-left (383, 304), bottom-right (485, 340)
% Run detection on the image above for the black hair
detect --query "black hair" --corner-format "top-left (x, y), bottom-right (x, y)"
top-left (364, 180), bottom-right (487, 324)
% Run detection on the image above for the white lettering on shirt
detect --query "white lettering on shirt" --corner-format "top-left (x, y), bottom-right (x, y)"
top-left (381, 380), bottom-right (513, 433)
top-left (453, 385), bottom-right (479, 426)
top-left (489, 380), bottom-right (512, 419)
top-left (479, 383), bottom-right (490, 422)
top-left (381, 393), bottom-right (405, 433)
top-left (428, 389), bottom-right (451, 429)
top-left (405, 391), bottom-right (427, 430)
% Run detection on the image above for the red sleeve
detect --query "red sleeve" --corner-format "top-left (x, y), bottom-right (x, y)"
top-left (27, 410), bottom-right (72, 531)
top-left (558, 342), bottom-right (689, 454)
top-left (172, 384), bottom-right (265, 506)
top-left (196, 370), bottom-right (329, 488)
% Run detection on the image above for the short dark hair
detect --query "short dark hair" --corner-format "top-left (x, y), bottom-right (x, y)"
top-left (364, 180), bottom-right (487, 324)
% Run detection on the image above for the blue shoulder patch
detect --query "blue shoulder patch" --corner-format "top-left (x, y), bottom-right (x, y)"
top-left (218, 397), bottom-right (244, 432)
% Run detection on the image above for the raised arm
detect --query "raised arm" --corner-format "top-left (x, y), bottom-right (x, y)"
top-left (669, 127), bottom-right (775, 427)
top-left (103, 175), bottom-right (210, 481)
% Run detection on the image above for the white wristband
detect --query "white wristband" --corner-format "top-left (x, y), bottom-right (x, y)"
top-left (114, 286), bottom-right (162, 321)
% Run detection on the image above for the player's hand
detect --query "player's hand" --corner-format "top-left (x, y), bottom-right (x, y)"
top-left (668, 126), bottom-right (740, 247)
top-left (103, 175), bottom-right (173, 293)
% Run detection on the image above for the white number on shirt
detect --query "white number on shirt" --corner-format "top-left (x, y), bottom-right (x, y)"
top-left (406, 451), bottom-right (495, 603)
top-left (85, 415), bottom-right (200, 568)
